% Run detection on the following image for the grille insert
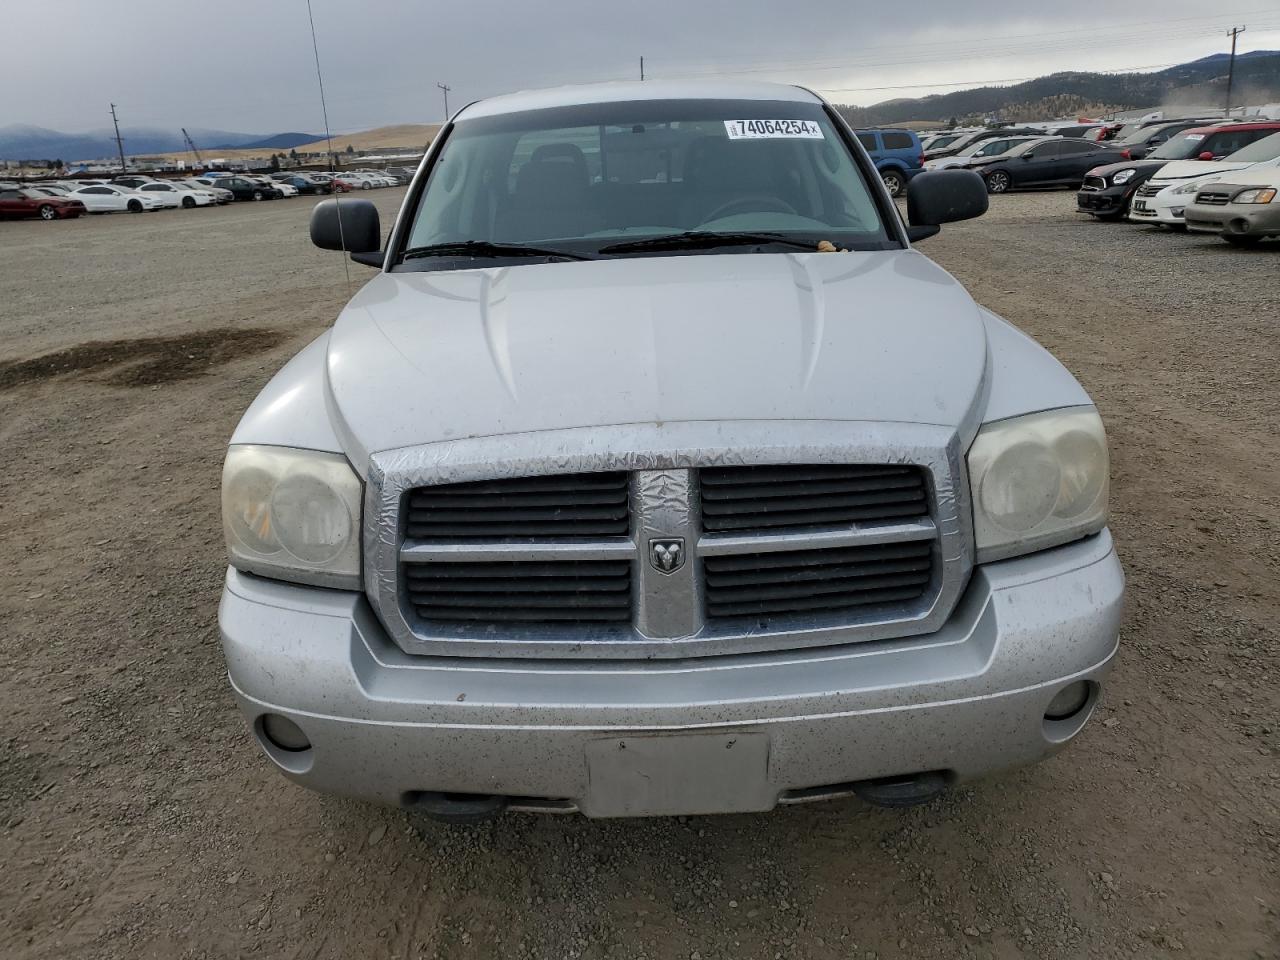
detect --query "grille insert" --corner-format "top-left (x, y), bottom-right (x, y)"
top-left (703, 540), bottom-right (934, 620)
top-left (405, 473), bottom-right (629, 540)
top-left (699, 464), bottom-right (928, 534)
top-left (405, 558), bottom-right (632, 623)
top-left (1195, 191), bottom-right (1231, 205)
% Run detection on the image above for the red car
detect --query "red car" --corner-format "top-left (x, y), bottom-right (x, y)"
top-left (0, 185), bottom-right (86, 220)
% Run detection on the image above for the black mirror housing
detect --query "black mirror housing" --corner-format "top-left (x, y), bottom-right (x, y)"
top-left (310, 198), bottom-right (381, 255)
top-left (906, 170), bottom-right (988, 233)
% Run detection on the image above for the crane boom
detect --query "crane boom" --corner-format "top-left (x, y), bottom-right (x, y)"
top-left (181, 127), bottom-right (204, 167)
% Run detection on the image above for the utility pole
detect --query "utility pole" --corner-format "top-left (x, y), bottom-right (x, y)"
top-left (437, 82), bottom-right (452, 122)
top-left (109, 103), bottom-right (127, 173)
top-left (1225, 25), bottom-right (1246, 117)
top-left (640, 56), bottom-right (645, 81)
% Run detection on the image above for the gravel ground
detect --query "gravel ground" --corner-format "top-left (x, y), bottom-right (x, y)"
top-left (1, 190), bottom-right (1277, 960)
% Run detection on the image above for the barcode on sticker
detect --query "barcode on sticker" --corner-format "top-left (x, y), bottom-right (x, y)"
top-left (725, 120), bottom-right (824, 140)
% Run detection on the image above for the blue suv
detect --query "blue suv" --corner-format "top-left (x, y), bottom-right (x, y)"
top-left (853, 129), bottom-right (924, 197)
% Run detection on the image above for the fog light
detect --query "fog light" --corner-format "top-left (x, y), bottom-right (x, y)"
top-left (261, 714), bottom-right (311, 752)
top-left (1045, 681), bottom-right (1091, 721)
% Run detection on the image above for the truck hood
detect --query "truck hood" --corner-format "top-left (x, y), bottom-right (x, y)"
top-left (324, 251), bottom-right (991, 464)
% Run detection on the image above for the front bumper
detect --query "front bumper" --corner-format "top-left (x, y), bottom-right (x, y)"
top-left (1076, 186), bottom-right (1129, 214)
top-left (1185, 202), bottom-right (1280, 236)
top-left (1128, 188), bottom-right (1186, 224)
top-left (220, 531), bottom-right (1124, 818)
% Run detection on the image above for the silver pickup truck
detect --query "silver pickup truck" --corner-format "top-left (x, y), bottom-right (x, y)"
top-left (219, 80), bottom-right (1123, 821)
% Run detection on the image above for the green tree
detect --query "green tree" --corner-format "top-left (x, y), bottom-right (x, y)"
top-left (345, 144), bottom-right (355, 155)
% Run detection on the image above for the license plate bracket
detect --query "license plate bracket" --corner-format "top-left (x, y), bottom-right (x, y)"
top-left (584, 732), bottom-right (772, 817)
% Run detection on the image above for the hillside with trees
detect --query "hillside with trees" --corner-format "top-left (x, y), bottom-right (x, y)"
top-left (835, 50), bottom-right (1280, 126)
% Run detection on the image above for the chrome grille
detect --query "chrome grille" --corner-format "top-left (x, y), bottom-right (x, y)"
top-left (405, 557), bottom-right (632, 624)
top-left (702, 540), bottom-right (934, 620)
top-left (1195, 190), bottom-right (1231, 205)
top-left (405, 473), bottom-right (628, 539)
top-left (367, 422), bottom-right (972, 659)
top-left (1136, 183), bottom-right (1163, 199)
top-left (700, 464), bottom-right (928, 533)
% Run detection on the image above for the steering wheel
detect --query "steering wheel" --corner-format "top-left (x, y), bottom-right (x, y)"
top-left (701, 195), bottom-right (798, 223)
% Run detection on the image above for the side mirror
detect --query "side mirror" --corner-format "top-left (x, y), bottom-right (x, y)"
top-left (905, 169), bottom-right (988, 241)
top-left (1198, 151), bottom-right (1214, 161)
top-left (310, 198), bottom-right (382, 265)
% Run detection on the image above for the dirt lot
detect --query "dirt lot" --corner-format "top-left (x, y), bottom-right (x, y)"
top-left (1, 192), bottom-right (1277, 960)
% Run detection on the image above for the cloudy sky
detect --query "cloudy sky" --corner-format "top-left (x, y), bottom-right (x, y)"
top-left (7, 0), bottom-right (1280, 133)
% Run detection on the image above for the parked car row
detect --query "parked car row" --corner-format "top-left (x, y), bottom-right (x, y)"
top-left (1077, 123), bottom-right (1280, 225)
top-left (0, 167), bottom-right (408, 221)
top-left (1075, 124), bottom-right (1280, 246)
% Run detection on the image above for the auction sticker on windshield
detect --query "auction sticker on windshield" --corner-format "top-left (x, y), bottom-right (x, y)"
top-left (725, 119), bottom-right (824, 140)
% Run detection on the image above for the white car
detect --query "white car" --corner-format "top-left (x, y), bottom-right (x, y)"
top-left (183, 178), bottom-right (234, 203)
top-left (924, 136), bottom-right (1041, 171)
top-left (137, 180), bottom-right (217, 208)
top-left (333, 172), bottom-right (375, 190)
top-left (66, 184), bottom-right (164, 213)
top-left (1129, 132), bottom-right (1280, 227)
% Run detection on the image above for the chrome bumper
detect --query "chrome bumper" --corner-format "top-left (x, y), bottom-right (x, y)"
top-left (220, 531), bottom-right (1124, 817)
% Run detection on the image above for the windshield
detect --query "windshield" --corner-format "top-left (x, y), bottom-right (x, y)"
top-left (968, 137), bottom-right (1029, 158)
top-left (926, 135), bottom-right (960, 150)
top-left (1149, 132), bottom-right (1213, 161)
top-left (1224, 131), bottom-right (1280, 162)
top-left (400, 99), bottom-right (891, 268)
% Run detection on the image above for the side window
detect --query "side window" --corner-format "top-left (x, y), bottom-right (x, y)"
top-left (1060, 141), bottom-right (1095, 155)
top-left (86, 187), bottom-right (109, 195)
top-left (1207, 131), bottom-right (1256, 155)
top-left (0, 189), bottom-right (20, 199)
top-left (1032, 142), bottom-right (1062, 158)
top-left (881, 132), bottom-right (914, 150)
top-left (855, 133), bottom-right (878, 152)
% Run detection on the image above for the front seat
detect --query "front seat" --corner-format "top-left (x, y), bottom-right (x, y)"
top-left (497, 143), bottom-right (601, 241)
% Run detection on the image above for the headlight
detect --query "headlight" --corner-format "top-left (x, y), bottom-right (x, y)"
top-left (1175, 178), bottom-right (1215, 195)
top-left (1111, 169), bottom-right (1136, 185)
top-left (1235, 187), bottom-right (1277, 204)
top-left (222, 445), bottom-right (362, 589)
top-left (967, 408), bottom-right (1109, 563)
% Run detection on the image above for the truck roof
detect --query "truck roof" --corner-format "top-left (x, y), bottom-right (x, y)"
top-left (456, 80), bottom-right (821, 121)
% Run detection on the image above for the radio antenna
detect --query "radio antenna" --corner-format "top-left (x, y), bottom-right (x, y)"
top-left (305, 0), bottom-right (350, 290)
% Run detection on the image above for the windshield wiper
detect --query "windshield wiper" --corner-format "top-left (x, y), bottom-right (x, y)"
top-left (597, 231), bottom-right (826, 255)
top-left (401, 240), bottom-right (594, 262)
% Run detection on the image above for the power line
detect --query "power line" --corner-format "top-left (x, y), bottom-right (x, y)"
top-left (818, 60), bottom-right (1190, 96)
top-left (648, 15), bottom-right (1280, 81)
top-left (645, 7), bottom-right (1280, 77)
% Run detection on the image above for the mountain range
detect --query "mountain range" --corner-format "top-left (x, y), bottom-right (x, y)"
top-left (834, 50), bottom-right (1280, 126)
top-left (0, 126), bottom-right (321, 162)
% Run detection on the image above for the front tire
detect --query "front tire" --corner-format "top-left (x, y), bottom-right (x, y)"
top-left (881, 169), bottom-right (906, 198)
top-left (127, 199), bottom-right (143, 213)
top-left (38, 204), bottom-right (57, 221)
top-left (985, 170), bottom-right (1012, 194)
top-left (252, 190), bottom-right (264, 201)
top-left (361, 181), bottom-right (371, 190)
top-left (182, 196), bottom-right (196, 208)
